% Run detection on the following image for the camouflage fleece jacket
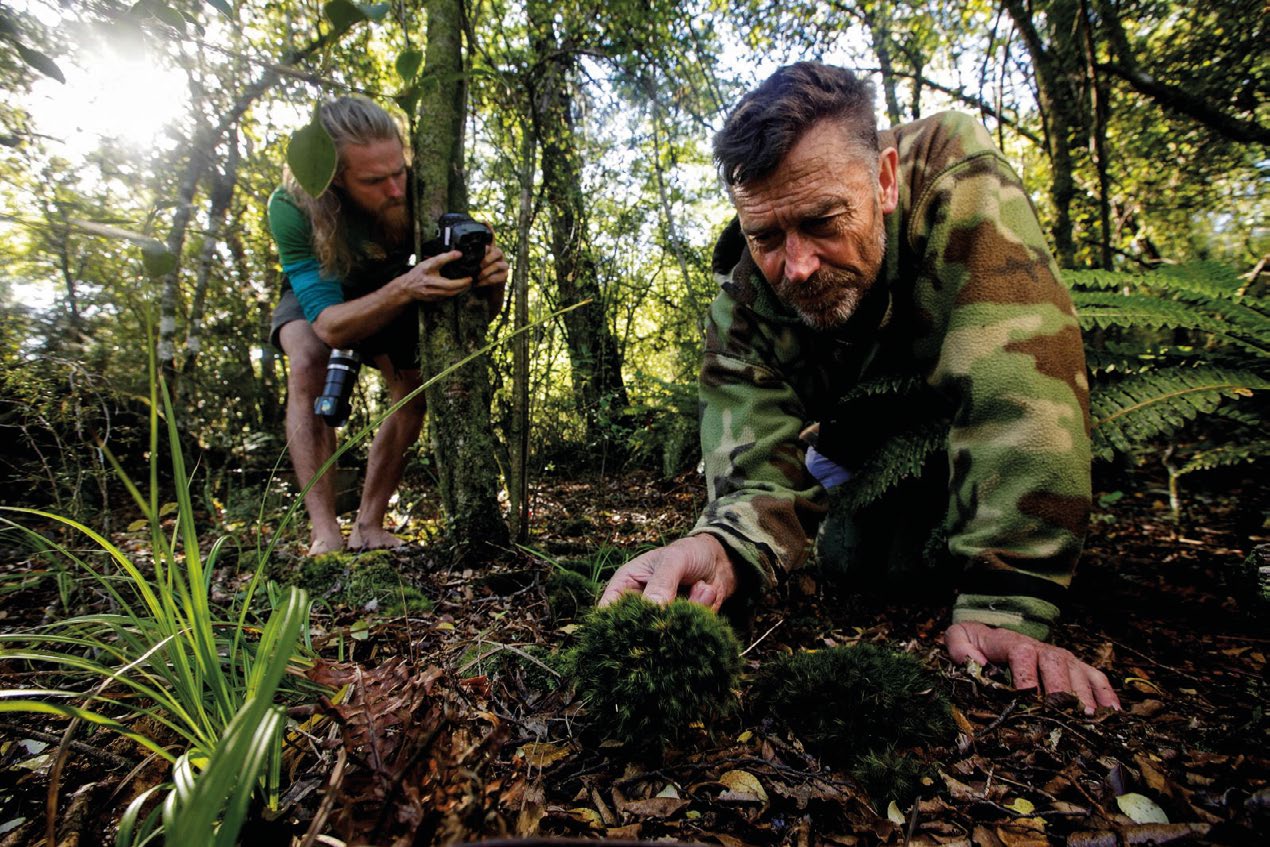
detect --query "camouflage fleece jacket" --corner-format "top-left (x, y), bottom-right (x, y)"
top-left (690, 111), bottom-right (1091, 641)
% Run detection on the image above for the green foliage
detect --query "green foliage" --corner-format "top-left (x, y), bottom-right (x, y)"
top-left (751, 644), bottom-right (953, 767)
top-left (286, 115), bottom-right (338, 198)
top-left (0, 376), bottom-right (311, 844)
top-left (1068, 262), bottom-right (1268, 462)
top-left (274, 549), bottom-right (433, 615)
top-left (567, 594), bottom-right (742, 750)
top-left (849, 748), bottom-right (933, 807)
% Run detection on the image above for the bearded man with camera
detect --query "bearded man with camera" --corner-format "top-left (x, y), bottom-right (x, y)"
top-left (268, 95), bottom-right (508, 555)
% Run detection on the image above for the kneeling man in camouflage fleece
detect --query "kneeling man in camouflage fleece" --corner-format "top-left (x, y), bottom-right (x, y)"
top-left (600, 62), bottom-right (1120, 715)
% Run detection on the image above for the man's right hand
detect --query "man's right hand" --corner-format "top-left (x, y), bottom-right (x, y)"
top-left (396, 249), bottom-right (473, 302)
top-left (599, 534), bottom-right (738, 612)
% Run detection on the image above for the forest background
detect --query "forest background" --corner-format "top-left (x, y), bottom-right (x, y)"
top-left (0, 1), bottom-right (1266, 844)
top-left (1, 0), bottom-right (1264, 537)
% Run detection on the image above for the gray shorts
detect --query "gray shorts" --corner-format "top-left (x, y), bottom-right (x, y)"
top-left (270, 289), bottom-right (421, 371)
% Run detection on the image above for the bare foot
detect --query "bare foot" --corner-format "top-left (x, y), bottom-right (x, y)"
top-left (349, 525), bottom-right (405, 550)
top-left (308, 531), bottom-right (345, 556)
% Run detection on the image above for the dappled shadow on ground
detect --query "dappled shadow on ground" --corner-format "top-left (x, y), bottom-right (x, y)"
top-left (0, 463), bottom-right (1265, 846)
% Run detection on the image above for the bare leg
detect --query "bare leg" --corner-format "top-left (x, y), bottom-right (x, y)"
top-left (349, 357), bottom-right (426, 550)
top-left (278, 320), bottom-right (344, 555)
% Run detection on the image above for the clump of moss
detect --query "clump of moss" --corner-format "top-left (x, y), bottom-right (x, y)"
top-left (849, 748), bottom-right (932, 807)
top-left (752, 643), bottom-right (952, 802)
top-left (345, 558), bottom-right (432, 615)
top-left (545, 569), bottom-right (600, 622)
top-left (274, 550), bottom-right (430, 615)
top-left (567, 594), bottom-right (742, 749)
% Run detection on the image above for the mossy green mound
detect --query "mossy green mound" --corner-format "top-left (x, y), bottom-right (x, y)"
top-left (276, 550), bottom-right (431, 615)
top-left (752, 643), bottom-right (953, 765)
top-left (544, 569), bottom-right (600, 622)
top-left (567, 594), bottom-right (742, 749)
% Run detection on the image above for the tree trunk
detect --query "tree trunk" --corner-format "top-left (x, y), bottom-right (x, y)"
top-left (183, 133), bottom-right (240, 375)
top-left (416, 0), bottom-right (509, 558)
top-left (509, 126), bottom-right (536, 543)
top-left (527, 0), bottom-right (629, 456)
top-left (1003, 0), bottom-right (1087, 267)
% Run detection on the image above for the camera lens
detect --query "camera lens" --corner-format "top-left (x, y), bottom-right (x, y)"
top-left (313, 349), bottom-right (361, 427)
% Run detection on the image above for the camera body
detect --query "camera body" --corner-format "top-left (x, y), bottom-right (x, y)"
top-left (313, 348), bottom-right (361, 428)
top-left (421, 213), bottom-right (493, 279)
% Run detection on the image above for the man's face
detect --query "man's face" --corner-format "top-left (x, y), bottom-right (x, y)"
top-left (334, 138), bottom-right (409, 232)
top-left (732, 120), bottom-right (898, 330)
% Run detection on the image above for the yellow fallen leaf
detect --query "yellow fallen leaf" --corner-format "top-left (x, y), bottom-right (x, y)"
top-left (718, 769), bottom-right (767, 805)
top-left (737, 730), bottom-right (753, 743)
top-left (1006, 797), bottom-right (1035, 815)
top-left (517, 741), bottom-right (570, 768)
top-left (565, 807), bottom-right (603, 829)
top-left (886, 801), bottom-right (905, 825)
top-left (434, 621), bottom-right (455, 631)
top-left (1116, 792), bottom-right (1169, 824)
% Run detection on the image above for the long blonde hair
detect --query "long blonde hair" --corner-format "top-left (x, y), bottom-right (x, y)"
top-left (282, 96), bottom-right (405, 280)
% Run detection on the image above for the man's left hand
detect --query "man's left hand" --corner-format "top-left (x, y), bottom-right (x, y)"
top-left (476, 244), bottom-right (509, 311)
top-left (944, 621), bottom-right (1121, 715)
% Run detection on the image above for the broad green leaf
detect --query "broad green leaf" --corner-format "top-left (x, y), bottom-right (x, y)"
top-left (395, 48), bottom-right (423, 82)
top-left (141, 245), bottom-right (177, 278)
top-left (286, 118), bottom-right (338, 198)
top-left (148, 2), bottom-right (189, 32)
top-left (14, 43), bottom-right (65, 84)
top-left (323, 0), bottom-right (366, 34)
top-left (394, 86), bottom-right (420, 117)
top-left (362, 3), bottom-right (391, 20)
top-left (205, 0), bottom-right (233, 16)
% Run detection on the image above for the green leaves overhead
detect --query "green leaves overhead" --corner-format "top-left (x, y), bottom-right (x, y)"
top-left (140, 243), bottom-right (178, 278)
top-left (323, 0), bottom-right (389, 35)
top-left (12, 41), bottom-right (64, 83)
top-left (0, 13), bottom-right (64, 82)
top-left (395, 48), bottom-right (423, 82)
top-left (204, 0), bottom-right (234, 16)
top-left (286, 115), bottom-right (338, 198)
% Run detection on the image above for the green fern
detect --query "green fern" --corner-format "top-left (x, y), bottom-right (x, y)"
top-left (1089, 366), bottom-right (1267, 461)
top-left (1067, 262), bottom-right (1267, 461)
top-left (836, 421), bottom-right (946, 513)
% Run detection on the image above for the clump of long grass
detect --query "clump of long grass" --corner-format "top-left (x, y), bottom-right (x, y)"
top-left (0, 368), bottom-right (310, 846)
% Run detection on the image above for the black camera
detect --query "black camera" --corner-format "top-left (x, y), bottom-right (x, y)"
top-left (313, 348), bottom-right (361, 428)
top-left (421, 213), bottom-right (493, 279)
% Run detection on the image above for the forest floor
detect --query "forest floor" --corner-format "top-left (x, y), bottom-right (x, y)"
top-left (0, 460), bottom-right (1266, 846)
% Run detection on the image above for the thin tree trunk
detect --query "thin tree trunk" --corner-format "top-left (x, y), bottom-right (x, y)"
top-left (509, 125), bottom-right (536, 543)
top-left (527, 0), bottom-right (629, 454)
top-left (183, 133), bottom-right (240, 374)
top-left (1002, 0), bottom-right (1086, 267)
top-left (1080, 0), bottom-right (1113, 269)
top-left (416, 0), bottom-right (509, 558)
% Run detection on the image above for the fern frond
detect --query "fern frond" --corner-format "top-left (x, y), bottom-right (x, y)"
top-left (838, 374), bottom-right (928, 402)
top-left (1074, 292), bottom-right (1269, 356)
top-left (1063, 268), bottom-right (1133, 292)
top-left (1090, 367), bottom-right (1268, 460)
top-left (1153, 262), bottom-right (1246, 302)
top-left (838, 422), bottom-right (946, 512)
top-left (1179, 440), bottom-right (1269, 477)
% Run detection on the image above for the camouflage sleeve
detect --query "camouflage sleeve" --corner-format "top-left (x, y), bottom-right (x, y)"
top-left (918, 115), bottom-right (1092, 641)
top-left (688, 286), bottom-right (828, 592)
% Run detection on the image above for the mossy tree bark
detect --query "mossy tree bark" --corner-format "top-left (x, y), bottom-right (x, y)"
top-left (414, 0), bottom-right (509, 558)
top-left (527, 0), bottom-right (630, 457)
top-left (1003, 0), bottom-right (1088, 267)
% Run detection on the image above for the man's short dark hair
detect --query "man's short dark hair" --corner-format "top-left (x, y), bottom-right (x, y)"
top-left (714, 63), bottom-right (879, 187)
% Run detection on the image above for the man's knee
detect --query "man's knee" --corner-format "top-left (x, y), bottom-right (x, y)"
top-left (279, 321), bottom-right (330, 390)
